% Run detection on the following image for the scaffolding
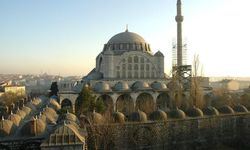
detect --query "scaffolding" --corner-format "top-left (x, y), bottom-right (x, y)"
top-left (172, 39), bottom-right (187, 67)
top-left (172, 39), bottom-right (191, 91)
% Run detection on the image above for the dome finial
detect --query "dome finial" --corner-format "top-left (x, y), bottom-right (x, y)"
top-left (125, 24), bottom-right (128, 32)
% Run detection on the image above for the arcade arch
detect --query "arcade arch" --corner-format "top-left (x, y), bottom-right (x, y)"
top-left (61, 98), bottom-right (73, 110)
top-left (136, 93), bottom-right (155, 115)
top-left (116, 94), bottom-right (134, 117)
top-left (156, 92), bottom-right (171, 111)
top-left (96, 95), bottom-right (114, 115)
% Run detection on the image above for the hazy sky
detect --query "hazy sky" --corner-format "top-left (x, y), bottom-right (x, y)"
top-left (0, 0), bottom-right (250, 77)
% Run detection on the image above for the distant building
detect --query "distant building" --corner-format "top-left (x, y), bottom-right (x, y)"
top-left (4, 85), bottom-right (26, 96)
top-left (210, 79), bottom-right (240, 91)
top-left (192, 77), bottom-right (210, 88)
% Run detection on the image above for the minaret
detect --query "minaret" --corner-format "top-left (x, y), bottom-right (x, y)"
top-left (175, 0), bottom-right (184, 67)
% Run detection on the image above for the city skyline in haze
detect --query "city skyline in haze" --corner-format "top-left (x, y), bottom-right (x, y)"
top-left (1, 0), bottom-right (250, 77)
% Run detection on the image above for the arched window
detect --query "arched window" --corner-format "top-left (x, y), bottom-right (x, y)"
top-left (136, 44), bottom-right (141, 50)
top-left (146, 64), bottom-right (150, 71)
top-left (141, 44), bottom-right (145, 51)
top-left (140, 64), bottom-right (144, 70)
top-left (128, 57), bottom-right (132, 63)
top-left (140, 43), bottom-right (143, 50)
top-left (134, 56), bottom-right (138, 63)
top-left (140, 57), bottom-right (144, 63)
top-left (122, 64), bottom-right (126, 70)
top-left (120, 44), bottom-right (123, 49)
top-left (128, 64), bottom-right (132, 70)
top-left (148, 44), bottom-right (151, 51)
top-left (134, 64), bottom-right (138, 70)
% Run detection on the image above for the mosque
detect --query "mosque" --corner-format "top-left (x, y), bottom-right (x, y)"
top-left (2, 0), bottom-right (250, 149)
top-left (74, 0), bottom-right (186, 116)
top-left (80, 28), bottom-right (171, 116)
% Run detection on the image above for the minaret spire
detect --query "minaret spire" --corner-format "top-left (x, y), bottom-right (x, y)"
top-left (175, 0), bottom-right (184, 67)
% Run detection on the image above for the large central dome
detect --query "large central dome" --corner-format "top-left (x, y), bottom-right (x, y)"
top-left (108, 30), bottom-right (146, 44)
top-left (103, 30), bottom-right (151, 53)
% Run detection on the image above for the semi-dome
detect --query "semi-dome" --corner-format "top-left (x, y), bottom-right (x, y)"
top-left (168, 108), bottom-right (186, 119)
top-left (108, 31), bottom-right (146, 44)
top-left (20, 117), bottom-right (47, 137)
top-left (149, 109), bottom-right (167, 121)
top-left (93, 82), bottom-right (111, 93)
top-left (0, 117), bottom-right (15, 137)
top-left (218, 105), bottom-right (235, 114)
top-left (113, 81), bottom-right (130, 92)
top-left (186, 106), bottom-right (204, 117)
top-left (112, 111), bottom-right (125, 123)
top-left (131, 81), bottom-right (150, 91)
top-left (151, 81), bottom-right (167, 91)
top-left (233, 104), bottom-right (248, 113)
top-left (8, 111), bottom-right (22, 126)
top-left (128, 110), bottom-right (147, 122)
top-left (202, 106), bottom-right (219, 116)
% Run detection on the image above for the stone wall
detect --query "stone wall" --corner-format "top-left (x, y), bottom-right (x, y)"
top-left (89, 113), bottom-right (250, 150)
top-left (1, 113), bottom-right (250, 149)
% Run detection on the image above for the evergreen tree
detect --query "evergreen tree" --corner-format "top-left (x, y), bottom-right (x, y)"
top-left (75, 85), bottom-right (105, 116)
top-left (49, 82), bottom-right (59, 97)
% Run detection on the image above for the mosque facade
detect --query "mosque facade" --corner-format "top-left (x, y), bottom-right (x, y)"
top-left (85, 29), bottom-right (165, 81)
top-left (75, 29), bottom-right (173, 117)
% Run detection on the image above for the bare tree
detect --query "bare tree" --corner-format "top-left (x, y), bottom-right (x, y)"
top-left (169, 66), bottom-right (183, 109)
top-left (190, 54), bottom-right (204, 108)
